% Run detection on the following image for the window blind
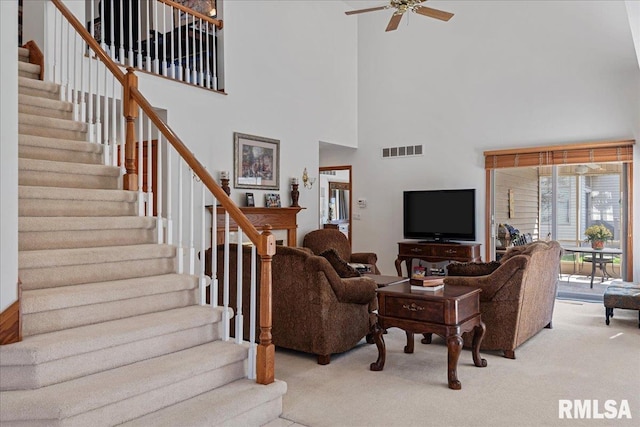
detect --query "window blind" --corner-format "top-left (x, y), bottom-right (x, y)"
top-left (484, 140), bottom-right (635, 169)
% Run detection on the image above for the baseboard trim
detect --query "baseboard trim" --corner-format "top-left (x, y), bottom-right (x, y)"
top-left (0, 299), bottom-right (21, 345)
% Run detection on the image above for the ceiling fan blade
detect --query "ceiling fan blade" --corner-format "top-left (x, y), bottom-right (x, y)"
top-left (385, 13), bottom-right (403, 32)
top-left (345, 6), bottom-right (388, 16)
top-left (414, 5), bottom-right (454, 21)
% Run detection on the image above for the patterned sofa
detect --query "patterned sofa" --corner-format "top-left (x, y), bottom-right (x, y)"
top-left (444, 240), bottom-right (562, 359)
top-left (204, 244), bottom-right (378, 365)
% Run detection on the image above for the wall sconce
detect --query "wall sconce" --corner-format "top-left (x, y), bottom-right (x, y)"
top-left (302, 168), bottom-right (316, 189)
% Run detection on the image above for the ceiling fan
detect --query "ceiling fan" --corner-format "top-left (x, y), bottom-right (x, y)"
top-left (345, 0), bottom-right (454, 32)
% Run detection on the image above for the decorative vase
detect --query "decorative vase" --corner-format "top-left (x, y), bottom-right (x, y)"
top-left (290, 183), bottom-right (300, 207)
top-left (591, 240), bottom-right (605, 250)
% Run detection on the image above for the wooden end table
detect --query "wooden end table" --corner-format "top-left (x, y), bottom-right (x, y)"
top-left (370, 283), bottom-right (487, 390)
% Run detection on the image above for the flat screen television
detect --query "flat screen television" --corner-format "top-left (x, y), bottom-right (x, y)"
top-left (403, 189), bottom-right (476, 242)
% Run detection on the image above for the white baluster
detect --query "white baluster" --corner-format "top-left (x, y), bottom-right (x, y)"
top-left (223, 212), bottom-right (230, 340)
top-left (95, 61), bottom-right (102, 148)
top-left (177, 161), bottom-right (184, 273)
top-left (200, 184), bottom-right (207, 305)
top-left (184, 13), bottom-right (191, 83)
top-left (205, 21), bottom-right (211, 89)
top-left (145, 0), bottom-right (151, 72)
top-left (119, 0), bottom-right (125, 64)
top-left (198, 17), bottom-right (204, 86)
top-left (146, 117), bottom-right (153, 217)
top-left (177, 8), bottom-right (182, 81)
top-left (111, 74), bottom-right (118, 167)
top-left (211, 199), bottom-right (218, 306)
top-left (99, 0), bottom-right (105, 51)
top-left (248, 244), bottom-right (257, 379)
top-left (128, 0), bottom-right (134, 66)
top-left (235, 229), bottom-right (244, 344)
top-left (138, 113), bottom-right (144, 215)
top-left (166, 145), bottom-right (173, 245)
top-left (188, 167), bottom-right (195, 275)
top-left (72, 28), bottom-right (79, 121)
top-left (137, 1), bottom-right (143, 68)
top-left (109, 0), bottom-right (116, 60)
top-left (212, 24), bottom-right (218, 90)
top-left (153, 0), bottom-right (159, 74)
top-left (170, 6), bottom-right (176, 79)
top-left (79, 28), bottom-right (86, 123)
top-left (161, 0), bottom-right (168, 76)
top-left (62, 19), bottom-right (69, 102)
top-left (156, 133), bottom-right (164, 243)
top-left (52, 9), bottom-right (58, 85)
top-left (191, 14), bottom-right (197, 84)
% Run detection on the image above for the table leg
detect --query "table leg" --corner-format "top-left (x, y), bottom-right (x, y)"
top-left (446, 334), bottom-right (463, 390)
top-left (370, 322), bottom-right (386, 371)
top-left (421, 333), bottom-right (433, 344)
top-left (395, 257), bottom-right (404, 277)
top-left (471, 321), bottom-right (488, 368)
top-left (590, 257), bottom-right (596, 289)
top-left (404, 331), bottom-right (414, 353)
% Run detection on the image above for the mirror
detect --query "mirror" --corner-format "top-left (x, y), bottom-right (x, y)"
top-left (319, 166), bottom-right (352, 243)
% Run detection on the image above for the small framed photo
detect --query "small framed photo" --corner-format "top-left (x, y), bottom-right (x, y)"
top-left (234, 132), bottom-right (280, 190)
top-left (265, 193), bottom-right (281, 208)
top-left (246, 193), bottom-right (255, 207)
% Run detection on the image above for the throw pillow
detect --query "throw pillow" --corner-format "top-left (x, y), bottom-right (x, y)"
top-left (319, 249), bottom-right (361, 278)
top-left (446, 261), bottom-right (501, 277)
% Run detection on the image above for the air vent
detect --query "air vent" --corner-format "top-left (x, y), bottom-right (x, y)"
top-left (382, 145), bottom-right (423, 159)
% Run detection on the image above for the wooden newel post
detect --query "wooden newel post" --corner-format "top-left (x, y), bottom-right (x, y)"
top-left (123, 67), bottom-right (139, 191)
top-left (256, 226), bottom-right (276, 385)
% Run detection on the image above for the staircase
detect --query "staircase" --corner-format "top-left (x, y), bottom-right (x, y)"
top-left (0, 47), bottom-right (286, 426)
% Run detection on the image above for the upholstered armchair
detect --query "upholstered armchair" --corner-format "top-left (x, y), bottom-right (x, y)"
top-left (303, 229), bottom-right (381, 274)
top-left (204, 244), bottom-right (378, 365)
top-left (443, 241), bottom-right (562, 359)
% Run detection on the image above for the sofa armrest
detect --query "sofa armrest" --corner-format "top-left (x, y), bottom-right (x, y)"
top-left (444, 255), bottom-right (529, 300)
top-left (447, 261), bottom-right (501, 277)
top-left (350, 253), bottom-right (380, 274)
top-left (307, 256), bottom-right (377, 305)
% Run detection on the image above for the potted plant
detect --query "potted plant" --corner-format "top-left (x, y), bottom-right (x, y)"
top-left (584, 224), bottom-right (613, 250)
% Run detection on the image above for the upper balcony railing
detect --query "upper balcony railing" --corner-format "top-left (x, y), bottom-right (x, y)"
top-left (86, 0), bottom-right (223, 91)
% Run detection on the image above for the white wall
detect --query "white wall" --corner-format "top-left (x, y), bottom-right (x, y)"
top-left (322, 0), bottom-right (640, 276)
top-left (0, 0), bottom-right (19, 310)
top-left (137, 0), bottom-right (358, 245)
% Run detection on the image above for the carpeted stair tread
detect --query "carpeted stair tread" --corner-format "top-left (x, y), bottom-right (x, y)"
top-left (18, 61), bottom-right (41, 79)
top-left (21, 274), bottom-right (198, 315)
top-left (19, 186), bottom-right (137, 217)
top-left (19, 93), bottom-right (71, 112)
top-left (0, 340), bottom-right (247, 423)
top-left (19, 134), bottom-right (101, 155)
top-left (19, 217), bottom-right (156, 249)
top-left (19, 158), bottom-right (119, 177)
top-left (19, 216), bottom-right (158, 250)
top-left (0, 305), bottom-right (225, 366)
top-left (18, 76), bottom-right (58, 93)
top-left (19, 216), bottom-right (155, 232)
top-left (19, 93), bottom-right (73, 120)
top-left (19, 112), bottom-right (88, 133)
top-left (19, 185), bottom-right (135, 202)
top-left (19, 47), bottom-right (30, 62)
top-left (122, 379), bottom-right (288, 427)
top-left (19, 244), bottom-right (175, 270)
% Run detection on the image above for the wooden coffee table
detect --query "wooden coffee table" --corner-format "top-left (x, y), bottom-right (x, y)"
top-left (370, 283), bottom-right (487, 390)
top-left (364, 274), bottom-right (409, 288)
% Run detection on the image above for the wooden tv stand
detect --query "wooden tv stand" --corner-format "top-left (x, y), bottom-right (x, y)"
top-left (395, 241), bottom-right (482, 277)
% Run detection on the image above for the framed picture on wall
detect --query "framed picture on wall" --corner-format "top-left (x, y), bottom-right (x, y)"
top-left (265, 193), bottom-right (281, 208)
top-left (234, 132), bottom-right (280, 190)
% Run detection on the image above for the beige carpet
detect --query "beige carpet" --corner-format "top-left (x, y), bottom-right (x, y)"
top-left (274, 300), bottom-right (640, 427)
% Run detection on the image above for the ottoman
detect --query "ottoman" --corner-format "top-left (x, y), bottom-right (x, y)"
top-left (603, 283), bottom-right (640, 328)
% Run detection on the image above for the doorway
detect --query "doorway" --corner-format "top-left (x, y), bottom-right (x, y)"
top-left (319, 166), bottom-right (352, 244)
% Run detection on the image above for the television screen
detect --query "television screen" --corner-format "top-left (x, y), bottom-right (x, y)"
top-left (403, 189), bottom-right (476, 242)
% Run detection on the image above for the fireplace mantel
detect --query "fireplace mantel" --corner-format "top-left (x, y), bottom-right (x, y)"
top-left (206, 206), bottom-right (304, 246)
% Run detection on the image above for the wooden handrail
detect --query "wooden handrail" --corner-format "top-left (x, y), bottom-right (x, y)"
top-left (157, 0), bottom-right (224, 29)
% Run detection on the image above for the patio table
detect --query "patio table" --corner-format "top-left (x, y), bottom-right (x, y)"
top-left (562, 246), bottom-right (623, 288)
